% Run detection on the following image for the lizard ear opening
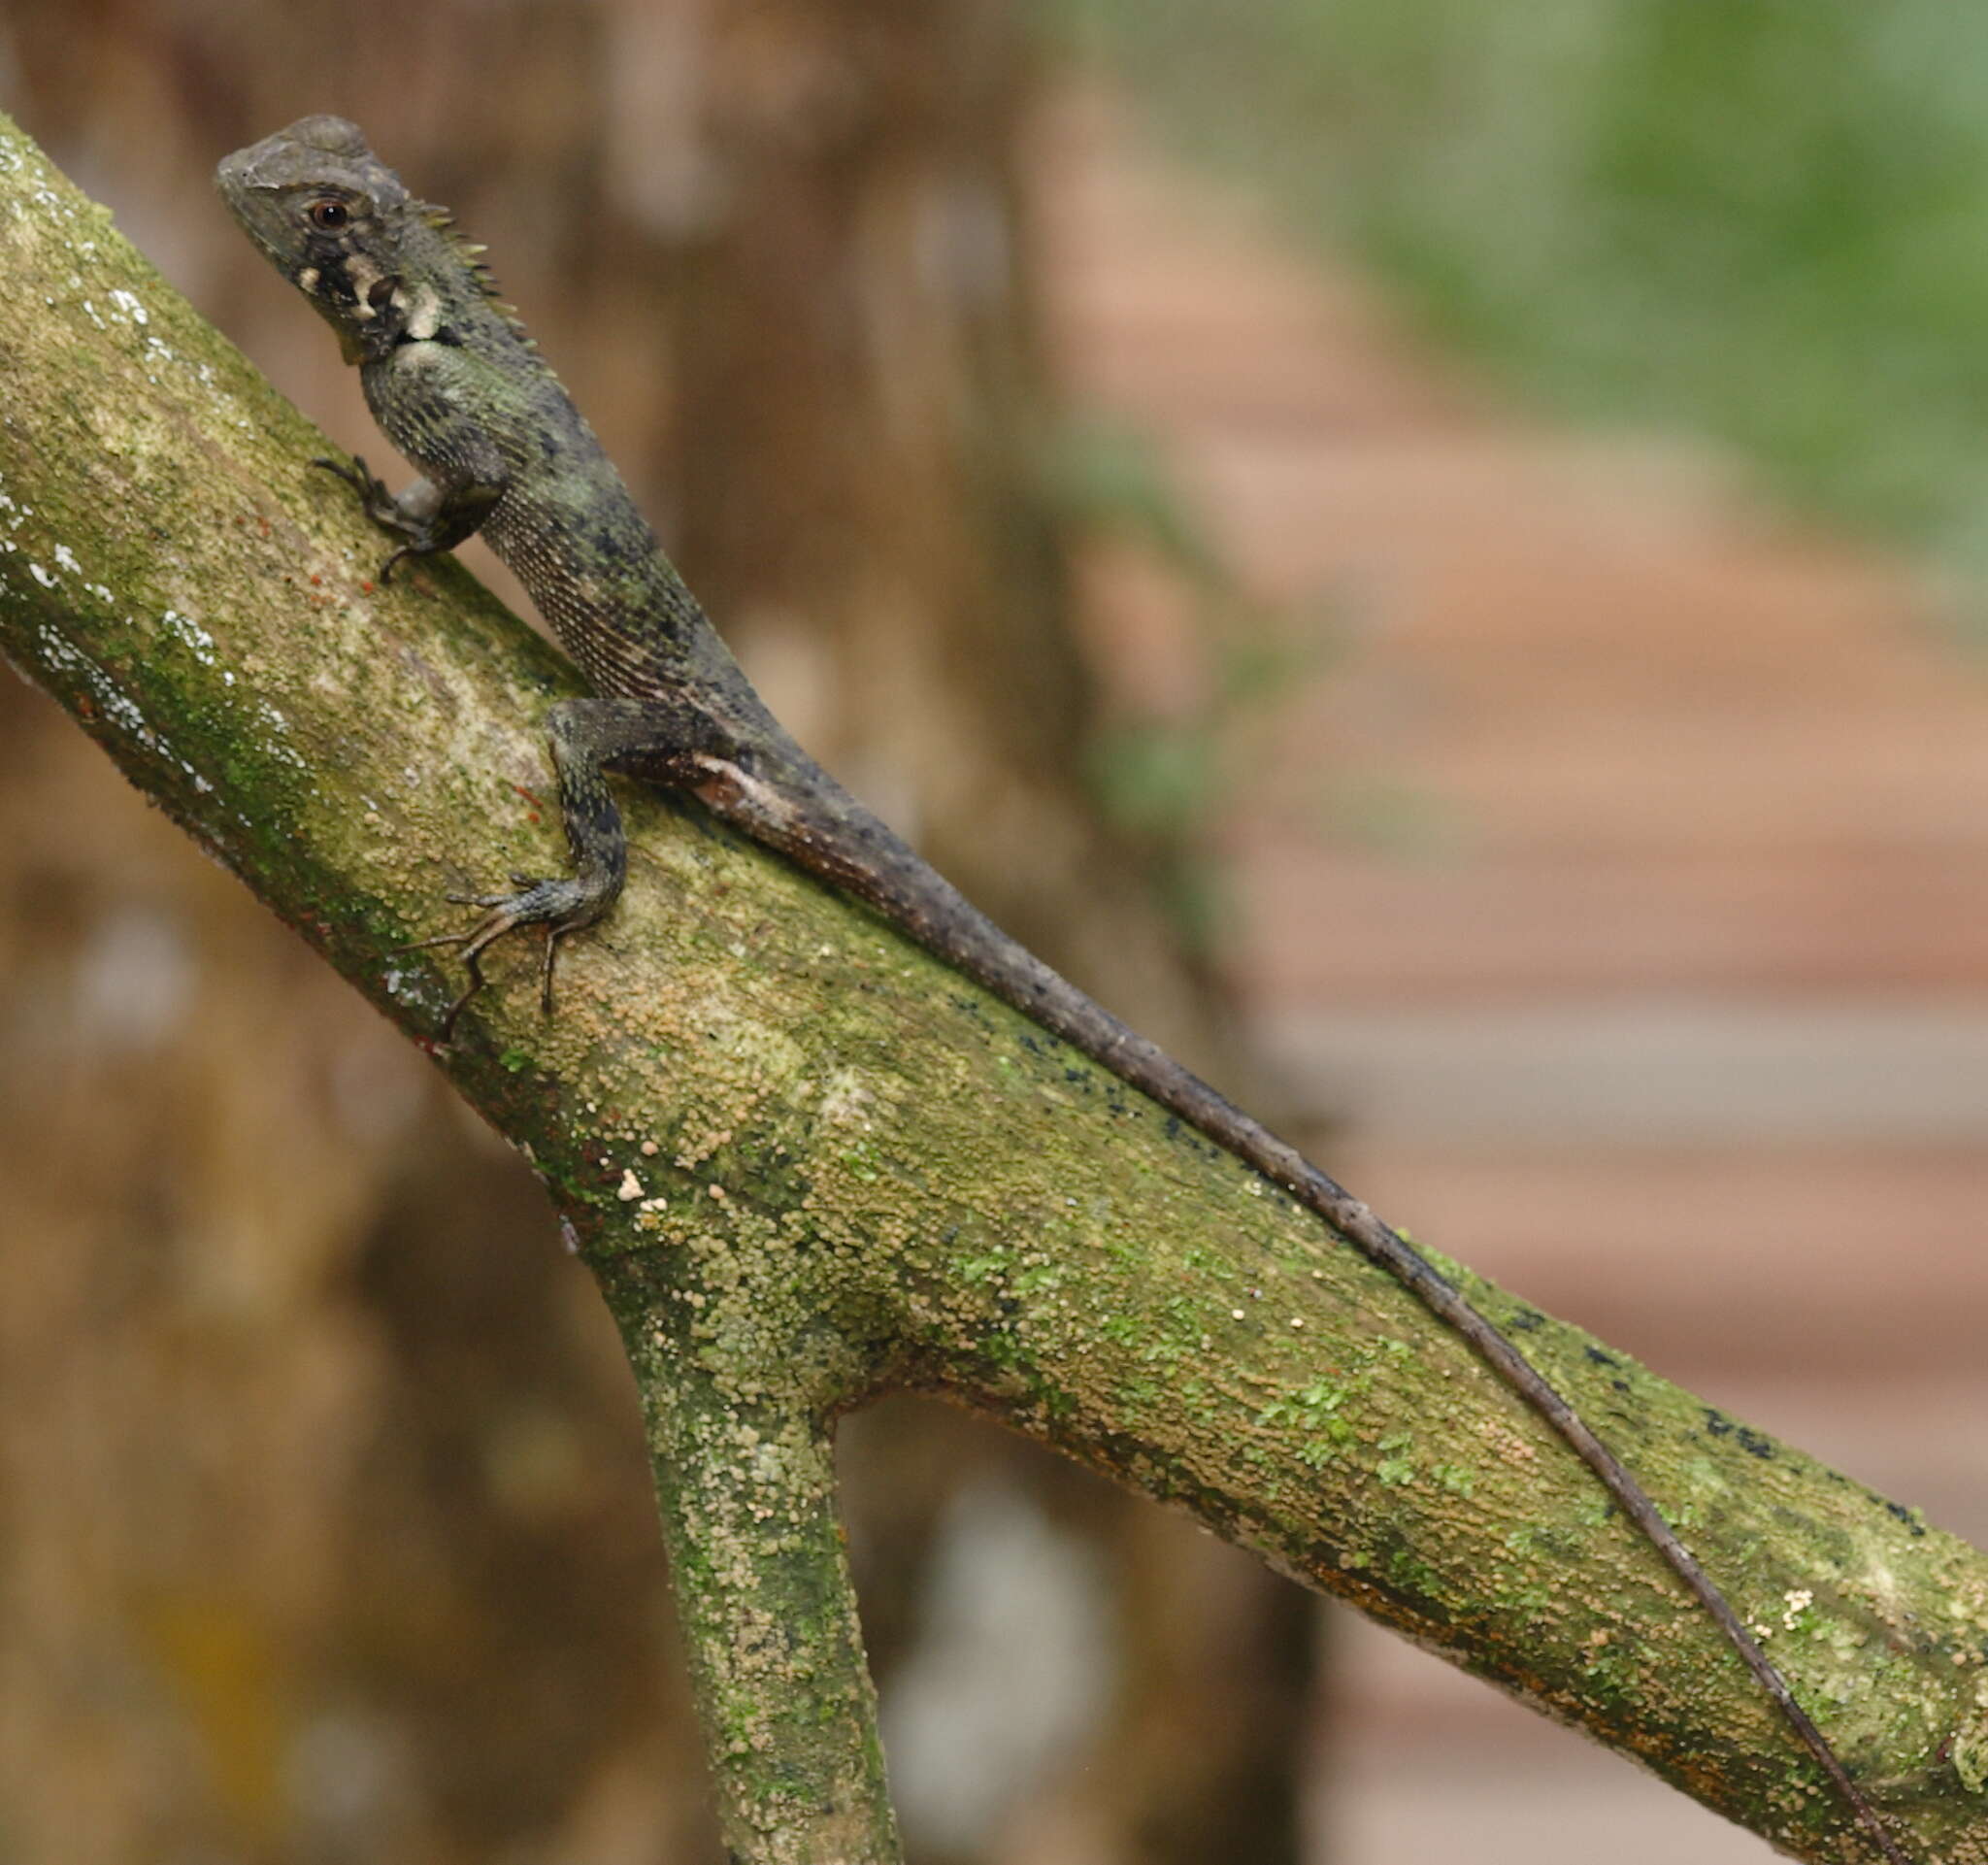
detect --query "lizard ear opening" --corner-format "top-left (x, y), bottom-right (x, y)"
top-left (367, 275), bottom-right (400, 313)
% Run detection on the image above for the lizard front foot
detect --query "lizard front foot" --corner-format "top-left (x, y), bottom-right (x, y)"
top-left (311, 453), bottom-right (443, 583)
top-left (404, 874), bottom-right (613, 1042)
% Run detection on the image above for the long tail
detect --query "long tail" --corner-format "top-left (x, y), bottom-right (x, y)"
top-left (686, 746), bottom-right (1908, 1862)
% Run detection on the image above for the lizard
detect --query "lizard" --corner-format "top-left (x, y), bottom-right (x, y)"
top-left (215, 116), bottom-right (1909, 1863)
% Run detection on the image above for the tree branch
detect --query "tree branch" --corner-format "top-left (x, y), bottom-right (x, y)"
top-left (635, 1351), bottom-right (899, 1862)
top-left (2, 113), bottom-right (1981, 1862)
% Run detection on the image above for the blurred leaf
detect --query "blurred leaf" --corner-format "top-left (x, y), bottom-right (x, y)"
top-left (1039, 415), bottom-right (1225, 585)
top-left (1068, 0), bottom-right (1988, 583)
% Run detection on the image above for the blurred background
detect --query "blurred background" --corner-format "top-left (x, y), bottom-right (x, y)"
top-left (4, 4), bottom-right (1987, 1861)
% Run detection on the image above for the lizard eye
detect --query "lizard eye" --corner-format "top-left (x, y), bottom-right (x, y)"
top-left (307, 197), bottom-right (350, 232)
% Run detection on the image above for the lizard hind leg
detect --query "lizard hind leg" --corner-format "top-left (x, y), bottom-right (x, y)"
top-left (407, 695), bottom-right (723, 1040)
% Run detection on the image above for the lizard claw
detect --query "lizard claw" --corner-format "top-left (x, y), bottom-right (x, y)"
top-left (312, 454), bottom-right (437, 583)
top-left (311, 452), bottom-right (389, 505)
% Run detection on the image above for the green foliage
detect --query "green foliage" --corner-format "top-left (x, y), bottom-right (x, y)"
top-left (1041, 415), bottom-right (1225, 587)
top-left (1069, 0), bottom-right (1988, 576)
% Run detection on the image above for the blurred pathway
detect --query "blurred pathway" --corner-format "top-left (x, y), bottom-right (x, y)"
top-left (1039, 91), bottom-right (1988, 1863)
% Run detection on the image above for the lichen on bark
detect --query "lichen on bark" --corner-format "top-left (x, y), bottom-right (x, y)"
top-left (3, 110), bottom-right (1984, 1862)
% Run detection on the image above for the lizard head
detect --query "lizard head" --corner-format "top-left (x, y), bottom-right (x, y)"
top-left (215, 117), bottom-right (425, 365)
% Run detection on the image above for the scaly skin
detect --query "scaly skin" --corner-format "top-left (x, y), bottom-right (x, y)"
top-left (215, 117), bottom-right (1909, 1863)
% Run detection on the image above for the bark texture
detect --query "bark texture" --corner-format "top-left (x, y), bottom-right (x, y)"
top-left (1, 110), bottom-right (1981, 1864)
top-left (4, 7), bottom-right (1311, 1857)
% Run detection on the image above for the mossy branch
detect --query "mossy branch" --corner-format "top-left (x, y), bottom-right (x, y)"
top-left (2, 115), bottom-right (1983, 1863)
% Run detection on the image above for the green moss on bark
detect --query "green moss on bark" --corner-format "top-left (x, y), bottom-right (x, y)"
top-left (4, 111), bottom-right (1984, 1861)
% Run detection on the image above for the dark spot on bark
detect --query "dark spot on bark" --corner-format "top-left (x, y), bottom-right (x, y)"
top-left (1508, 1307), bottom-right (1545, 1333)
top-left (1704, 1409), bottom-right (1774, 1458)
top-left (1584, 1346), bottom-right (1620, 1368)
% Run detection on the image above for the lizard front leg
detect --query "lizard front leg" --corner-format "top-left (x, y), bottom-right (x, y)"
top-left (412, 694), bottom-right (731, 1040)
top-left (314, 454), bottom-right (503, 583)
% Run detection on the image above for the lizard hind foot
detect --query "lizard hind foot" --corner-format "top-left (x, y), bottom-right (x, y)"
top-left (404, 876), bottom-right (608, 1041)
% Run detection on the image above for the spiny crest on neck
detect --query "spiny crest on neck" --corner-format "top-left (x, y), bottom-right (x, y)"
top-left (418, 201), bottom-right (536, 348)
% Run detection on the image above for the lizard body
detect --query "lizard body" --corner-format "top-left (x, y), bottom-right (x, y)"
top-left (215, 117), bottom-right (1906, 1862)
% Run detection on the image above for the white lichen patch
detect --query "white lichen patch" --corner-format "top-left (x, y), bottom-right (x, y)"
top-left (107, 286), bottom-right (149, 326)
top-left (160, 607), bottom-right (217, 662)
top-left (1860, 1556), bottom-right (1905, 1621)
top-left (34, 626), bottom-right (215, 796)
top-left (252, 698), bottom-right (309, 771)
top-left (818, 1068), bottom-right (877, 1126)
top-left (618, 1169), bottom-right (646, 1203)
